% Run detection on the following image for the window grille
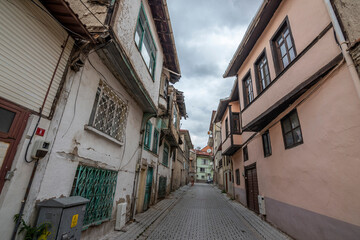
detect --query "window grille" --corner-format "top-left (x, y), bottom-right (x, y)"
top-left (71, 165), bottom-right (118, 228)
top-left (89, 81), bottom-right (128, 143)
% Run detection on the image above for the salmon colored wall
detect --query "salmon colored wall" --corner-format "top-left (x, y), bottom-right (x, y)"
top-left (236, 0), bottom-right (337, 125)
top-left (229, 101), bottom-right (240, 112)
top-left (252, 64), bottom-right (360, 226)
top-left (232, 150), bottom-right (245, 190)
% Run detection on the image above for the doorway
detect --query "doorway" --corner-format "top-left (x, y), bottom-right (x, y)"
top-left (245, 163), bottom-right (259, 214)
top-left (225, 172), bottom-right (228, 192)
top-left (0, 99), bottom-right (29, 193)
top-left (143, 167), bottom-right (153, 211)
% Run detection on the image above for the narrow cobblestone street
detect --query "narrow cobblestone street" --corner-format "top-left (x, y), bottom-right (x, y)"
top-left (104, 184), bottom-right (290, 240)
top-left (146, 184), bottom-right (289, 240)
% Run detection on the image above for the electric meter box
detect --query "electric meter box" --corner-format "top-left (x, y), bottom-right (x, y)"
top-left (31, 140), bottom-right (51, 159)
top-left (36, 196), bottom-right (89, 240)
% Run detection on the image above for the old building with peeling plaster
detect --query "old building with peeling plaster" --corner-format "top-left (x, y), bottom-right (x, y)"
top-left (0, 0), bottom-right (192, 239)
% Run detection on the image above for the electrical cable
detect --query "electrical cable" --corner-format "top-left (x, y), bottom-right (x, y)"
top-left (87, 56), bottom-right (129, 102)
top-left (24, 110), bottom-right (42, 163)
top-left (61, 64), bottom-right (85, 138)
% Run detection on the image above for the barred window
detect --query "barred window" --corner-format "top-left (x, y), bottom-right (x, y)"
top-left (89, 81), bottom-right (128, 143)
top-left (71, 165), bottom-right (117, 228)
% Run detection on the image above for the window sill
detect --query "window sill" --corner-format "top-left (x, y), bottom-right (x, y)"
top-left (84, 125), bottom-right (124, 146)
top-left (144, 148), bottom-right (159, 157)
top-left (160, 163), bottom-right (169, 168)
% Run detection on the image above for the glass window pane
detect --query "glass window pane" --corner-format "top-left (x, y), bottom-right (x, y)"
top-left (284, 28), bottom-right (289, 37)
top-left (135, 22), bottom-right (143, 47)
top-left (289, 48), bottom-right (296, 61)
top-left (264, 64), bottom-right (269, 76)
top-left (282, 55), bottom-right (289, 68)
top-left (294, 127), bottom-right (303, 143)
top-left (290, 112), bottom-right (300, 128)
top-left (141, 40), bottom-right (151, 67)
top-left (285, 132), bottom-right (294, 146)
top-left (286, 35), bottom-right (293, 49)
top-left (280, 44), bottom-right (287, 57)
top-left (277, 37), bottom-right (284, 45)
top-left (265, 75), bottom-right (271, 86)
top-left (283, 119), bottom-right (291, 133)
top-left (0, 107), bottom-right (15, 133)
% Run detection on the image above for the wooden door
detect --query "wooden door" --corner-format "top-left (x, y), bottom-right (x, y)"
top-left (225, 172), bottom-right (228, 192)
top-left (143, 167), bottom-right (153, 211)
top-left (0, 99), bottom-right (29, 193)
top-left (245, 164), bottom-right (259, 214)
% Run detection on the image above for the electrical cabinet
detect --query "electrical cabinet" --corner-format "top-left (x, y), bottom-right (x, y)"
top-left (258, 195), bottom-right (266, 215)
top-left (36, 196), bottom-right (89, 240)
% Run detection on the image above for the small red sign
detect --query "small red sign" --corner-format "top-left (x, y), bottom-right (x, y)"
top-left (36, 128), bottom-right (45, 137)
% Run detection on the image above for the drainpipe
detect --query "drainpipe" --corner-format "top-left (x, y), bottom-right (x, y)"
top-left (130, 113), bottom-right (156, 220)
top-left (323, 0), bottom-right (360, 100)
top-left (11, 35), bottom-right (70, 240)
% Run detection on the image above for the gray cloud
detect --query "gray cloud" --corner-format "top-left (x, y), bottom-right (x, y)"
top-left (168, 0), bottom-right (262, 148)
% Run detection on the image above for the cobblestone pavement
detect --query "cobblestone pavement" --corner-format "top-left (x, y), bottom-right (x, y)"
top-left (101, 186), bottom-right (189, 240)
top-left (146, 184), bottom-right (291, 240)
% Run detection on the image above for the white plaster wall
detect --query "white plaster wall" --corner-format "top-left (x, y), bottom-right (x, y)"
top-left (0, 115), bottom-right (53, 240)
top-left (155, 139), bottom-right (172, 198)
top-left (114, 0), bottom-right (164, 108)
top-left (33, 53), bottom-right (143, 231)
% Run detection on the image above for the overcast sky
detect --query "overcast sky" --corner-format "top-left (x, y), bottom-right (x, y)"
top-left (167, 0), bottom-right (262, 148)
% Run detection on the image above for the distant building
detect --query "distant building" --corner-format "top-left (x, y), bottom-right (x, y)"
top-left (195, 146), bottom-right (213, 182)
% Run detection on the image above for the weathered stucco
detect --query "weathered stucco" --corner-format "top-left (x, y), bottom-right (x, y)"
top-left (66, 0), bottom-right (108, 32)
top-left (113, 0), bottom-right (163, 108)
top-left (332, 0), bottom-right (360, 44)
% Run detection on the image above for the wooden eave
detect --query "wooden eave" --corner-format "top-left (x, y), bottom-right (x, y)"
top-left (224, 0), bottom-right (282, 78)
top-left (40, 0), bottom-right (95, 42)
top-left (149, 0), bottom-right (181, 83)
top-left (176, 89), bottom-right (187, 118)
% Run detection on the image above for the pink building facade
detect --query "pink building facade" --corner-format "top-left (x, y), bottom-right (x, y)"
top-left (215, 0), bottom-right (360, 239)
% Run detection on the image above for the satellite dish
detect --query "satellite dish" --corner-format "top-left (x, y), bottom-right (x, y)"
top-left (207, 149), bottom-right (212, 153)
